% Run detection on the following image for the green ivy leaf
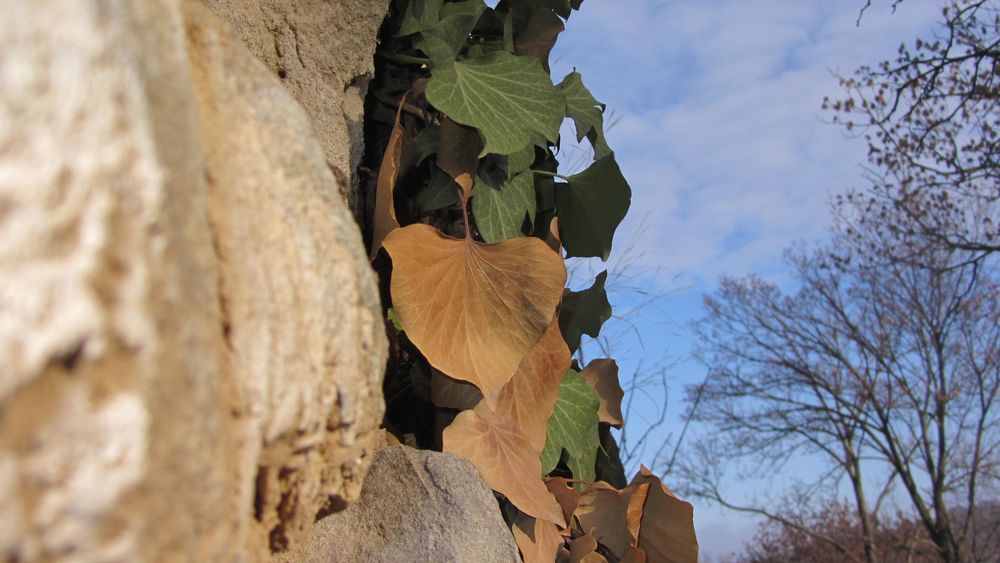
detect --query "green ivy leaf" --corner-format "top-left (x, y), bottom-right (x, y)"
top-left (472, 170), bottom-right (536, 242)
top-left (540, 370), bottom-right (600, 488)
top-left (414, 125), bottom-right (441, 162)
top-left (514, 6), bottom-right (564, 72)
top-left (416, 169), bottom-right (460, 213)
top-left (506, 144), bottom-right (536, 179)
top-left (415, 33), bottom-right (456, 65)
top-left (559, 270), bottom-right (611, 351)
top-left (556, 155), bottom-right (631, 260)
top-left (395, 0), bottom-right (444, 37)
top-left (426, 51), bottom-right (565, 155)
top-left (558, 71), bottom-right (611, 159)
top-left (502, 9), bottom-right (515, 52)
top-left (420, 0), bottom-right (487, 59)
top-left (502, 0), bottom-right (583, 19)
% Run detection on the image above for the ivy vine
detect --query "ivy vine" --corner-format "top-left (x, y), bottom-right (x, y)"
top-left (363, 1), bottom-right (697, 561)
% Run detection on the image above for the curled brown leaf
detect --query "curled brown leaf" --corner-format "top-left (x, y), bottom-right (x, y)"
top-left (632, 466), bottom-right (699, 563)
top-left (443, 410), bottom-right (564, 525)
top-left (566, 529), bottom-right (607, 563)
top-left (513, 512), bottom-right (566, 563)
top-left (477, 315), bottom-right (570, 451)
top-left (370, 95), bottom-right (413, 260)
top-left (580, 359), bottom-right (624, 428)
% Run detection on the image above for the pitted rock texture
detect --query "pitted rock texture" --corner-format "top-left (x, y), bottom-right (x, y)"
top-left (0, 0), bottom-right (386, 560)
top-left (202, 0), bottom-right (390, 224)
top-left (278, 446), bottom-right (521, 563)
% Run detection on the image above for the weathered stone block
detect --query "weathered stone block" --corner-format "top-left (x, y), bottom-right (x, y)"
top-left (0, 0), bottom-right (387, 560)
top-left (279, 446), bottom-right (521, 563)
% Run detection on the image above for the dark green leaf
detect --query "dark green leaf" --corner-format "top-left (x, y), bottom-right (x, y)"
top-left (437, 117), bottom-right (484, 199)
top-left (507, 144), bottom-right (536, 179)
top-left (502, 0), bottom-right (582, 19)
top-left (426, 51), bottom-right (565, 155)
top-left (559, 271), bottom-right (611, 351)
top-left (555, 155), bottom-right (630, 260)
top-left (472, 170), bottom-right (536, 242)
top-left (416, 169), bottom-right (460, 213)
top-left (540, 370), bottom-right (600, 488)
top-left (477, 153), bottom-right (511, 187)
top-left (558, 71), bottom-right (611, 159)
top-left (436, 0), bottom-right (487, 53)
top-left (595, 423), bottom-right (627, 489)
top-left (414, 125), bottom-right (441, 162)
top-left (395, 0), bottom-right (444, 37)
top-left (503, 9), bottom-right (515, 52)
top-left (416, 33), bottom-right (458, 66)
top-left (514, 7), bottom-right (564, 72)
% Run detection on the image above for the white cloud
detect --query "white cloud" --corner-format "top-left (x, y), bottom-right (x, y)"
top-left (553, 0), bottom-right (942, 288)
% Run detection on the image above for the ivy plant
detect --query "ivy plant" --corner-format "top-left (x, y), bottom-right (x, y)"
top-left (364, 1), bottom-right (697, 561)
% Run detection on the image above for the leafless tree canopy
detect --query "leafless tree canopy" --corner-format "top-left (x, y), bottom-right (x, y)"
top-left (683, 230), bottom-right (1000, 562)
top-left (827, 0), bottom-right (1000, 268)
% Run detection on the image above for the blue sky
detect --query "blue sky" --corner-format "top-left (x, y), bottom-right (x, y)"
top-left (549, 0), bottom-right (944, 559)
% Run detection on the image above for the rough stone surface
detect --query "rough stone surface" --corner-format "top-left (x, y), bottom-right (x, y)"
top-left (202, 0), bottom-right (390, 225)
top-left (0, 0), bottom-right (386, 560)
top-left (278, 446), bottom-right (522, 563)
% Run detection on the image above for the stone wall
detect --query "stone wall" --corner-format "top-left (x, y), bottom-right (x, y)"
top-left (0, 0), bottom-right (387, 560)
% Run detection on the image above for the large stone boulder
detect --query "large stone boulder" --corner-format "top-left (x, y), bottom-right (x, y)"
top-left (278, 446), bottom-right (521, 563)
top-left (202, 0), bottom-right (390, 225)
top-left (0, 0), bottom-right (386, 560)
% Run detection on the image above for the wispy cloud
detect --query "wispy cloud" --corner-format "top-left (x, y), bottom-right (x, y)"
top-left (552, 0), bottom-right (942, 286)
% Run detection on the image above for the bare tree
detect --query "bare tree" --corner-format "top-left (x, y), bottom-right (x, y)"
top-left (827, 0), bottom-right (1000, 268)
top-left (680, 232), bottom-right (1000, 562)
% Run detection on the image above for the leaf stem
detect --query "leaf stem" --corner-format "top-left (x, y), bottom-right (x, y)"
top-left (377, 50), bottom-right (431, 66)
top-left (461, 193), bottom-right (473, 240)
top-left (531, 169), bottom-right (571, 181)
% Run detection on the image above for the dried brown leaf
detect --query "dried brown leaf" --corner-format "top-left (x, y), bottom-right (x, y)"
top-left (580, 359), bottom-right (624, 427)
top-left (621, 546), bottom-right (647, 563)
top-left (632, 466), bottom-right (699, 563)
top-left (443, 410), bottom-right (565, 524)
top-left (513, 512), bottom-right (566, 563)
top-left (438, 117), bottom-right (483, 200)
top-left (545, 477), bottom-right (581, 527)
top-left (369, 96), bottom-right (409, 260)
top-left (544, 216), bottom-right (562, 253)
top-left (383, 224), bottom-right (566, 406)
top-left (477, 315), bottom-right (570, 451)
top-left (576, 480), bottom-right (648, 559)
top-left (566, 529), bottom-right (607, 563)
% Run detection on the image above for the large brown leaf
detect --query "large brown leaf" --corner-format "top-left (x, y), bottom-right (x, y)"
top-left (576, 480), bottom-right (648, 558)
top-left (443, 410), bottom-right (565, 524)
top-left (477, 315), bottom-right (570, 451)
top-left (632, 467), bottom-right (699, 563)
top-left (621, 547), bottom-right (647, 563)
top-left (383, 224), bottom-right (566, 406)
top-left (580, 359), bottom-right (624, 428)
top-left (370, 96), bottom-right (410, 260)
top-left (513, 512), bottom-right (566, 563)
